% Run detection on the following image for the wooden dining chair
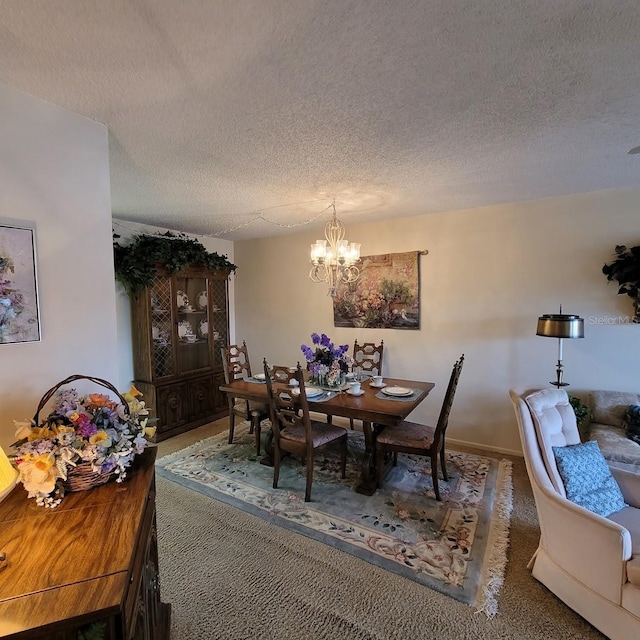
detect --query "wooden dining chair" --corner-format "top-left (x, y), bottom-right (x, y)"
top-left (221, 341), bottom-right (269, 454)
top-left (263, 360), bottom-right (348, 502)
top-left (349, 339), bottom-right (385, 430)
top-left (375, 354), bottom-right (464, 501)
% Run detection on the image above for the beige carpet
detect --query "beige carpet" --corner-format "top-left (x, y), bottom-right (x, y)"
top-left (155, 419), bottom-right (606, 640)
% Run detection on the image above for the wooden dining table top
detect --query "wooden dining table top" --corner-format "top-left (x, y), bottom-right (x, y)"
top-left (219, 377), bottom-right (436, 428)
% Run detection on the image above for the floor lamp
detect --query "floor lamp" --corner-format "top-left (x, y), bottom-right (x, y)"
top-left (536, 307), bottom-right (585, 388)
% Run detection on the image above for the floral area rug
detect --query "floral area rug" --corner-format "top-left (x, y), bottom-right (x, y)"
top-left (156, 423), bottom-right (513, 617)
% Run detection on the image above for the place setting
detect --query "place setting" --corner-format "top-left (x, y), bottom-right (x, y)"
top-left (291, 385), bottom-right (335, 402)
top-left (370, 376), bottom-right (418, 401)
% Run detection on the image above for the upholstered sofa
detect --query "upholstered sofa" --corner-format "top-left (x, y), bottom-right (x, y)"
top-left (582, 390), bottom-right (640, 473)
top-left (510, 387), bottom-right (640, 640)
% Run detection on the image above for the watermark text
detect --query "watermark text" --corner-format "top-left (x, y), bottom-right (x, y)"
top-left (588, 315), bottom-right (637, 325)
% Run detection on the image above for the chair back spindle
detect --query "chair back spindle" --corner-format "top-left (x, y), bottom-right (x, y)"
top-left (221, 340), bottom-right (252, 383)
top-left (353, 339), bottom-right (384, 377)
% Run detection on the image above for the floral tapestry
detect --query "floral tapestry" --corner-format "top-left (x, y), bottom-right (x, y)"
top-left (333, 250), bottom-right (420, 329)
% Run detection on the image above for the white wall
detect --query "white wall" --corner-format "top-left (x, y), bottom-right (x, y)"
top-left (112, 219), bottom-right (235, 389)
top-left (3, 80), bottom-right (637, 457)
top-left (0, 84), bottom-right (116, 451)
top-left (234, 189), bottom-right (640, 455)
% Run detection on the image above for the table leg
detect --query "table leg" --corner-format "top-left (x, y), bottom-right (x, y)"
top-left (259, 429), bottom-right (275, 466)
top-left (355, 421), bottom-right (382, 495)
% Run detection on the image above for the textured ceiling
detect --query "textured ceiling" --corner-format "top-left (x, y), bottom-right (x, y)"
top-left (1, 1), bottom-right (639, 240)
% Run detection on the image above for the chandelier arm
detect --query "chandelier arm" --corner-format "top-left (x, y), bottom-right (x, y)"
top-left (325, 215), bottom-right (346, 248)
top-left (309, 265), bottom-right (328, 283)
top-left (340, 265), bottom-right (360, 283)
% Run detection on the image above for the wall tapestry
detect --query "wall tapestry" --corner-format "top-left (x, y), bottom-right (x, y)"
top-left (333, 250), bottom-right (420, 329)
top-left (0, 224), bottom-right (41, 344)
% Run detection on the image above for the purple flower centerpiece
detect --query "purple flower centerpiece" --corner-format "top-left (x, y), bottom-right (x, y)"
top-left (301, 332), bottom-right (351, 388)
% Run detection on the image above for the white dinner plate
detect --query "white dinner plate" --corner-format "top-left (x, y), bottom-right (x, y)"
top-left (196, 290), bottom-right (208, 310)
top-left (177, 319), bottom-right (193, 338)
top-left (382, 386), bottom-right (413, 397)
top-left (176, 290), bottom-right (190, 308)
top-left (291, 386), bottom-right (323, 398)
top-left (198, 319), bottom-right (208, 337)
top-left (253, 373), bottom-right (266, 380)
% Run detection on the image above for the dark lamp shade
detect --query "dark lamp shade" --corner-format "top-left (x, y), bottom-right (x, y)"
top-left (536, 314), bottom-right (585, 339)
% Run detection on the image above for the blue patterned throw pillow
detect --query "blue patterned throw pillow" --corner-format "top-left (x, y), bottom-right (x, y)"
top-left (552, 440), bottom-right (627, 518)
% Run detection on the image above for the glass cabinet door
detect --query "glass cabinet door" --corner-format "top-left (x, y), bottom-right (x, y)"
top-left (175, 275), bottom-right (211, 375)
top-left (149, 274), bottom-right (175, 380)
top-left (209, 278), bottom-right (228, 369)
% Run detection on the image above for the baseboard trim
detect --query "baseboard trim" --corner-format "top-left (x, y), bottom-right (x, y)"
top-left (311, 413), bottom-right (524, 458)
top-left (446, 437), bottom-right (523, 458)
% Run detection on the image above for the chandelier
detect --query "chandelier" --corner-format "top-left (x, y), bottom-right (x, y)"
top-left (309, 204), bottom-right (361, 298)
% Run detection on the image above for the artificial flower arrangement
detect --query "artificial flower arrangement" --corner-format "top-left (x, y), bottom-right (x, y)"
top-left (11, 375), bottom-right (157, 508)
top-left (300, 332), bottom-right (351, 388)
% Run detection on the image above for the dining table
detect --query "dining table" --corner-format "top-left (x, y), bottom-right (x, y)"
top-left (218, 375), bottom-right (435, 495)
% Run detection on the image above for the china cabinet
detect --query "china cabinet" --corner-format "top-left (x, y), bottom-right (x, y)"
top-left (130, 264), bottom-right (231, 441)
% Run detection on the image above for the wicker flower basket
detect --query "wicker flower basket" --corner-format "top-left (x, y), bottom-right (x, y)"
top-left (32, 374), bottom-right (132, 493)
top-left (62, 460), bottom-right (115, 492)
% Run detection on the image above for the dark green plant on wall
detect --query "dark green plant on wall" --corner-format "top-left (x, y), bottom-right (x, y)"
top-left (602, 244), bottom-right (640, 322)
top-left (113, 231), bottom-right (237, 294)
top-left (602, 244), bottom-right (640, 297)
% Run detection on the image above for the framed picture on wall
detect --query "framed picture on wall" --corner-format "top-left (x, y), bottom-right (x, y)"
top-left (0, 222), bottom-right (41, 344)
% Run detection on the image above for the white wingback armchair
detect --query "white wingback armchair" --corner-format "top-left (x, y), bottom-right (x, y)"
top-left (509, 387), bottom-right (640, 640)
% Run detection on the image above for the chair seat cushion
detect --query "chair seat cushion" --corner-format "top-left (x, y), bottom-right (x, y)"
top-left (376, 421), bottom-right (435, 449)
top-left (553, 440), bottom-right (627, 518)
top-left (233, 400), bottom-right (268, 418)
top-left (282, 421), bottom-right (347, 447)
top-left (248, 401), bottom-right (268, 416)
top-left (608, 506), bottom-right (640, 586)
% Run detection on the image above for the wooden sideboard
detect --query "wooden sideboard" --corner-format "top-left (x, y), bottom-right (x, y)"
top-left (0, 448), bottom-right (170, 640)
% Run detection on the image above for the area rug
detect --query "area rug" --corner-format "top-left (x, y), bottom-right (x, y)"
top-left (156, 422), bottom-right (513, 618)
